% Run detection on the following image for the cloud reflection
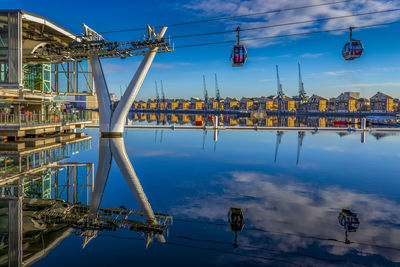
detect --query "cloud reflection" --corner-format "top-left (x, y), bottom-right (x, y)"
top-left (173, 171), bottom-right (400, 263)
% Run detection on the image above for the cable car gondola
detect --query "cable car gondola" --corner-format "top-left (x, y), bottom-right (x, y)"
top-left (230, 26), bottom-right (247, 67)
top-left (342, 27), bottom-right (364, 61)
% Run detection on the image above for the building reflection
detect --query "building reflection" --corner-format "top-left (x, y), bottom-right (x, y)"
top-left (0, 136), bottom-right (171, 266)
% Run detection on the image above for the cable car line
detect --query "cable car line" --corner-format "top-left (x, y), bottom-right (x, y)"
top-left (170, 8), bottom-right (400, 39)
top-left (99, 0), bottom-right (358, 34)
top-left (173, 19), bottom-right (400, 49)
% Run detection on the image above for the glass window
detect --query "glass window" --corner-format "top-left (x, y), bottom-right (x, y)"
top-left (0, 13), bottom-right (9, 83)
top-left (0, 12), bottom-right (21, 84)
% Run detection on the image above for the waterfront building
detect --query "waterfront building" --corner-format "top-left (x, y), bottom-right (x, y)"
top-left (335, 93), bottom-right (358, 112)
top-left (307, 94), bottom-right (327, 111)
top-left (240, 97), bottom-right (255, 110)
top-left (370, 92), bottom-right (394, 112)
top-left (276, 96), bottom-right (296, 111)
top-left (178, 99), bottom-right (191, 110)
top-left (147, 99), bottom-right (158, 110)
top-left (224, 97), bottom-right (240, 110)
top-left (191, 97), bottom-right (204, 110)
top-left (0, 10), bottom-right (93, 152)
top-left (139, 100), bottom-right (147, 110)
top-left (167, 99), bottom-right (179, 110)
top-left (257, 96), bottom-right (277, 111)
top-left (159, 100), bottom-right (168, 110)
top-left (208, 98), bottom-right (224, 110)
top-left (292, 95), bottom-right (309, 111)
top-left (357, 98), bottom-right (370, 111)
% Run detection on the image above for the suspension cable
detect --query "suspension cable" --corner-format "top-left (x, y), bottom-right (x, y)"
top-left (170, 8), bottom-right (400, 39)
top-left (173, 20), bottom-right (400, 49)
top-left (99, 0), bottom-right (358, 34)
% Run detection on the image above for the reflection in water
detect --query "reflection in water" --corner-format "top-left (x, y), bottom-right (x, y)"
top-left (296, 131), bottom-right (305, 166)
top-left (0, 137), bottom-right (171, 266)
top-left (338, 209), bottom-right (360, 244)
top-left (274, 131), bottom-right (283, 163)
top-left (90, 137), bottom-right (171, 248)
top-left (172, 171), bottom-right (400, 265)
top-left (0, 129), bottom-right (399, 266)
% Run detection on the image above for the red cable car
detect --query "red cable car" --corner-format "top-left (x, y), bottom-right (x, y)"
top-left (342, 27), bottom-right (364, 61)
top-left (230, 26), bottom-right (247, 67)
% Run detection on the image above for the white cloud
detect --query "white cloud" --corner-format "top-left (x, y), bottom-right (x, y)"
top-left (300, 52), bottom-right (327, 58)
top-left (329, 82), bottom-right (400, 88)
top-left (153, 62), bottom-right (193, 69)
top-left (184, 0), bottom-right (400, 48)
top-left (323, 70), bottom-right (358, 76)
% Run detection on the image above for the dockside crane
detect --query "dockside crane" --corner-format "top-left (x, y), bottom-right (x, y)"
top-left (155, 80), bottom-right (160, 109)
top-left (161, 80), bottom-right (166, 110)
top-left (296, 131), bottom-right (305, 166)
top-left (276, 65), bottom-right (284, 98)
top-left (203, 75), bottom-right (208, 109)
top-left (298, 62), bottom-right (307, 100)
top-left (215, 73), bottom-right (221, 109)
top-left (276, 65), bottom-right (285, 110)
top-left (274, 131), bottom-right (284, 163)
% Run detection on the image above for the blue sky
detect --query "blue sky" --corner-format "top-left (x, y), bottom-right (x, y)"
top-left (5, 0), bottom-right (400, 100)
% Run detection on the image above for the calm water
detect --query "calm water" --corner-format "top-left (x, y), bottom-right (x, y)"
top-left (6, 129), bottom-right (400, 266)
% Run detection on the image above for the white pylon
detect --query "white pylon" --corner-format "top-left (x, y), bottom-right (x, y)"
top-left (90, 27), bottom-right (168, 136)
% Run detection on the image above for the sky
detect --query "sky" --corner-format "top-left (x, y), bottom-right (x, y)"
top-left (4, 0), bottom-right (400, 100)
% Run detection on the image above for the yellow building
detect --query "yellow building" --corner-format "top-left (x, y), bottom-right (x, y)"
top-left (159, 101), bottom-right (167, 110)
top-left (335, 93), bottom-right (358, 112)
top-left (167, 99), bottom-right (179, 110)
top-left (179, 99), bottom-right (191, 110)
top-left (276, 96), bottom-right (296, 111)
top-left (307, 94), bottom-right (327, 111)
top-left (191, 98), bottom-right (204, 110)
top-left (225, 97), bottom-right (240, 110)
top-left (240, 97), bottom-right (254, 110)
top-left (133, 101), bottom-right (139, 110)
top-left (147, 99), bottom-right (158, 110)
top-left (370, 92), bottom-right (394, 112)
top-left (257, 97), bottom-right (277, 111)
top-left (139, 101), bottom-right (147, 110)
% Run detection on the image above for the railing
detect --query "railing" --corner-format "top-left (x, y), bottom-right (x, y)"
top-left (0, 110), bottom-right (92, 126)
